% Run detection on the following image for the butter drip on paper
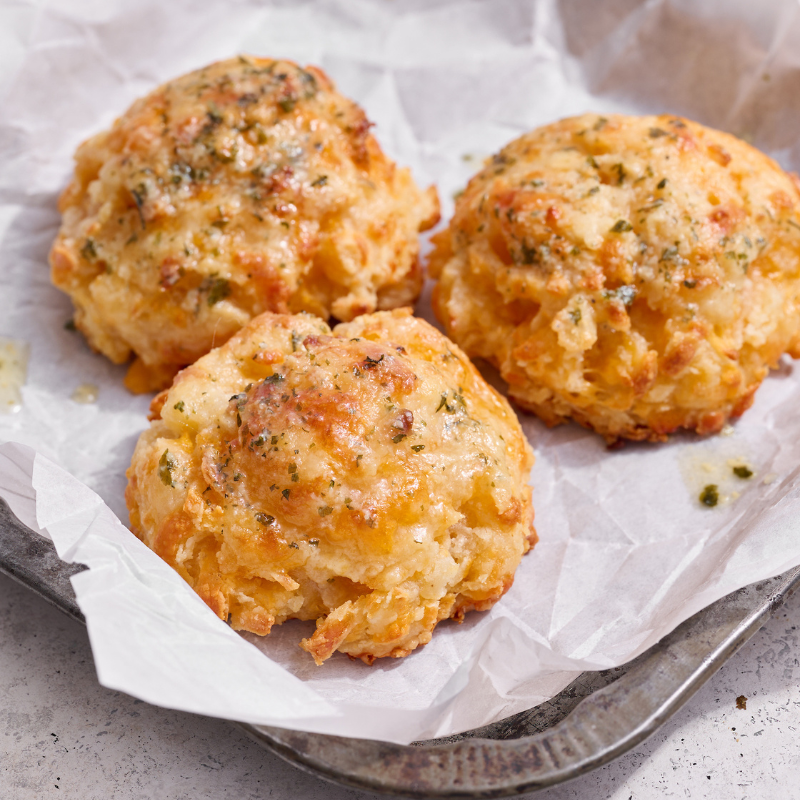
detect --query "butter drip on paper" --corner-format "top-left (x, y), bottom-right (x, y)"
top-left (71, 383), bottom-right (99, 404)
top-left (0, 338), bottom-right (29, 414)
top-left (678, 444), bottom-right (756, 508)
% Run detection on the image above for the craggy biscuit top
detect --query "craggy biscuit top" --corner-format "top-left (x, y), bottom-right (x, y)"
top-left (51, 56), bottom-right (439, 391)
top-left (126, 309), bottom-right (535, 664)
top-left (430, 114), bottom-right (800, 441)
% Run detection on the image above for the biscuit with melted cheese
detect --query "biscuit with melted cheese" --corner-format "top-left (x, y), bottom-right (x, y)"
top-left (429, 114), bottom-right (800, 441)
top-left (125, 309), bottom-right (535, 664)
top-left (50, 56), bottom-right (439, 392)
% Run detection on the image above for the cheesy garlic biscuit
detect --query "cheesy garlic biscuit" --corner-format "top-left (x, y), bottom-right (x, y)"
top-left (430, 114), bottom-right (800, 441)
top-left (50, 57), bottom-right (439, 392)
top-left (126, 309), bottom-right (535, 664)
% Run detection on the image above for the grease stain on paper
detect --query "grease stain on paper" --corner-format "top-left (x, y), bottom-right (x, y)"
top-left (71, 383), bottom-right (99, 404)
top-left (0, 337), bottom-right (30, 413)
top-left (679, 442), bottom-right (755, 508)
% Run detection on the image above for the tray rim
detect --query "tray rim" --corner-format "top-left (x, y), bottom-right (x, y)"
top-left (1, 499), bottom-right (798, 797)
top-left (233, 566), bottom-right (800, 797)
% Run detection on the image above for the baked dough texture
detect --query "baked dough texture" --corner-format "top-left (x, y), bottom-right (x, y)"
top-left (50, 56), bottom-right (439, 392)
top-left (430, 114), bottom-right (800, 441)
top-left (126, 309), bottom-right (535, 664)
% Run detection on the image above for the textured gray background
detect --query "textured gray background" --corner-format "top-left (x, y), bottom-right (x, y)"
top-left (1, 572), bottom-right (799, 799)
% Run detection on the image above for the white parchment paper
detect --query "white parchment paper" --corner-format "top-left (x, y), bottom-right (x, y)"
top-left (3, 0), bottom-right (800, 744)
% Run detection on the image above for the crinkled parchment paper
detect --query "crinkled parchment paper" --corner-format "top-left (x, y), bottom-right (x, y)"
top-left (2, 0), bottom-right (800, 744)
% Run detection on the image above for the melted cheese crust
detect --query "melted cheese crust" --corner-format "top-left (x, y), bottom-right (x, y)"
top-left (51, 56), bottom-right (439, 391)
top-left (430, 114), bottom-right (800, 441)
top-left (126, 309), bottom-right (535, 664)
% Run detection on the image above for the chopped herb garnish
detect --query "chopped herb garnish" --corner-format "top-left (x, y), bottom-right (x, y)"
top-left (699, 484), bottom-right (719, 507)
top-left (520, 240), bottom-right (538, 265)
top-left (310, 175), bottom-right (328, 187)
top-left (392, 433), bottom-right (407, 444)
top-left (264, 373), bottom-right (285, 384)
top-left (605, 285), bottom-right (637, 307)
top-left (733, 466), bottom-right (753, 479)
top-left (131, 184), bottom-right (147, 229)
top-left (569, 306), bottom-right (582, 324)
top-left (657, 177), bottom-right (667, 189)
top-left (649, 127), bottom-right (668, 138)
top-left (174, 401), bottom-right (185, 412)
top-left (282, 488), bottom-right (291, 499)
top-left (81, 239), bottom-right (97, 260)
top-left (206, 277), bottom-right (231, 306)
top-left (255, 512), bottom-right (275, 526)
top-left (362, 354), bottom-right (384, 369)
top-left (158, 450), bottom-right (176, 488)
top-left (411, 444), bottom-right (425, 452)
top-left (64, 319), bottom-right (77, 332)
top-left (683, 279), bottom-right (697, 289)
top-left (610, 220), bottom-right (632, 233)
top-left (318, 505), bottom-right (333, 517)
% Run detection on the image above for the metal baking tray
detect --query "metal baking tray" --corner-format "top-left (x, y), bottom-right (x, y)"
top-left (1, 497), bottom-right (798, 797)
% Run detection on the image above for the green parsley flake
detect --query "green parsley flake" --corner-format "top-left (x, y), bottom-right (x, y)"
top-left (206, 277), bottom-right (231, 306)
top-left (81, 238), bottom-right (97, 260)
top-left (699, 484), bottom-right (719, 507)
top-left (158, 450), bottom-right (177, 488)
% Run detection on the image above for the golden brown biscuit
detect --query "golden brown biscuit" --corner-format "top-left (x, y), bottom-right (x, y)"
top-left (50, 56), bottom-right (439, 393)
top-left (430, 114), bottom-right (800, 442)
top-left (125, 309), bottom-right (535, 664)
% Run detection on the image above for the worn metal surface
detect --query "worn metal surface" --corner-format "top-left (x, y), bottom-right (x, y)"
top-left (237, 567), bottom-right (800, 797)
top-left (2, 497), bottom-right (798, 797)
top-left (0, 501), bottom-right (85, 623)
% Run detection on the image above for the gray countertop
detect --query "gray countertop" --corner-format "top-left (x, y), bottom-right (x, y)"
top-left (2, 571), bottom-right (799, 800)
